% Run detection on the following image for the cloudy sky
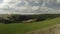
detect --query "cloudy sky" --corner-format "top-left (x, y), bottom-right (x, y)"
top-left (0, 0), bottom-right (60, 14)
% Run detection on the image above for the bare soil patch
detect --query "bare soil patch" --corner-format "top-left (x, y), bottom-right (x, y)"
top-left (26, 24), bottom-right (60, 34)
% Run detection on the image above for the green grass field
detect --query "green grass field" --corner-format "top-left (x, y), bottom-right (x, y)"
top-left (0, 17), bottom-right (60, 34)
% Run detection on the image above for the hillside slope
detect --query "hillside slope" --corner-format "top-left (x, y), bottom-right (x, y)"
top-left (27, 24), bottom-right (60, 34)
top-left (0, 17), bottom-right (60, 34)
top-left (26, 17), bottom-right (60, 34)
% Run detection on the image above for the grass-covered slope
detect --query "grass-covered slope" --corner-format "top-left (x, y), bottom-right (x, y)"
top-left (0, 17), bottom-right (60, 34)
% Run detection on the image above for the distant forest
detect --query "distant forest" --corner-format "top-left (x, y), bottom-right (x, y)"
top-left (0, 14), bottom-right (60, 24)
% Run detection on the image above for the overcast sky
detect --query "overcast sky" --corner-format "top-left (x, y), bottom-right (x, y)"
top-left (0, 0), bottom-right (60, 14)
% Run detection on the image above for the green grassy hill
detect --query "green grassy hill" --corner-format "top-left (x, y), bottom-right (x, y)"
top-left (0, 17), bottom-right (60, 34)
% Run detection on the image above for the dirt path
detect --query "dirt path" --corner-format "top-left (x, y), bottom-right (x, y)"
top-left (26, 24), bottom-right (60, 34)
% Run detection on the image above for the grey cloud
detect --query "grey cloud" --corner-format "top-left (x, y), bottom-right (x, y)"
top-left (0, 0), bottom-right (3, 3)
top-left (0, 0), bottom-right (60, 14)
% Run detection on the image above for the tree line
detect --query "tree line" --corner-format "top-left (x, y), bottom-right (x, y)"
top-left (0, 14), bottom-right (60, 24)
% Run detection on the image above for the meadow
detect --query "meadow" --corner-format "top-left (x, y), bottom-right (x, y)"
top-left (0, 17), bottom-right (60, 34)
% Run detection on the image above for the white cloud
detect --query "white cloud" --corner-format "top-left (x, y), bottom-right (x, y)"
top-left (0, 0), bottom-right (60, 14)
top-left (57, 0), bottom-right (60, 3)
